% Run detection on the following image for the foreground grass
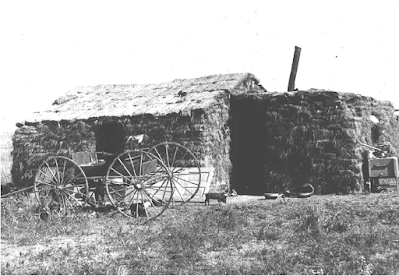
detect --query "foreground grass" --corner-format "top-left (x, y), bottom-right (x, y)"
top-left (1, 131), bottom-right (13, 184)
top-left (1, 193), bottom-right (399, 275)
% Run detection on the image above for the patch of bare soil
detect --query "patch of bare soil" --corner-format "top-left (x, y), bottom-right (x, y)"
top-left (0, 195), bottom-right (262, 265)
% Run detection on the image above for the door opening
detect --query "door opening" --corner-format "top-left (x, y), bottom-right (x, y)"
top-left (95, 122), bottom-right (126, 154)
top-left (230, 97), bottom-right (267, 195)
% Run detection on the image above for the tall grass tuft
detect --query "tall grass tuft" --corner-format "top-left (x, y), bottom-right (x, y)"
top-left (2, 194), bottom-right (399, 274)
top-left (295, 204), bottom-right (350, 238)
top-left (1, 131), bottom-right (13, 184)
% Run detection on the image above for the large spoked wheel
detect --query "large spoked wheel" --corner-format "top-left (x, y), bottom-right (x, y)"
top-left (33, 156), bottom-right (89, 216)
top-left (105, 150), bottom-right (173, 220)
top-left (149, 142), bottom-right (201, 205)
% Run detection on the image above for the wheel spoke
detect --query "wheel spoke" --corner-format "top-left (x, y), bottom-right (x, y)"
top-left (134, 188), bottom-right (140, 218)
top-left (106, 149), bottom-right (173, 219)
top-left (109, 190), bottom-right (124, 198)
top-left (63, 193), bottom-right (76, 210)
top-left (117, 158), bottom-right (134, 178)
top-left (139, 153), bottom-right (143, 175)
top-left (144, 187), bottom-right (168, 205)
top-left (171, 175), bottom-right (200, 199)
top-left (153, 147), bottom-right (163, 165)
top-left (110, 167), bottom-right (136, 184)
top-left (127, 152), bottom-right (138, 177)
top-left (34, 156), bottom-right (88, 216)
top-left (120, 188), bottom-right (136, 208)
top-left (108, 187), bottom-right (124, 196)
top-left (171, 147), bottom-right (179, 167)
top-left (86, 192), bottom-right (96, 205)
top-left (173, 175), bottom-right (201, 188)
top-left (38, 169), bottom-right (57, 185)
top-left (154, 165), bottom-right (168, 175)
top-left (171, 172), bottom-right (200, 177)
top-left (171, 178), bottom-right (186, 202)
top-left (163, 144), bottom-right (170, 168)
top-left (145, 174), bottom-right (168, 187)
top-left (146, 177), bottom-right (170, 193)
top-left (124, 185), bottom-right (137, 201)
top-left (34, 188), bottom-right (54, 194)
top-left (64, 190), bottom-right (82, 202)
top-left (35, 180), bottom-right (57, 187)
top-left (141, 174), bottom-right (167, 187)
top-left (139, 191), bottom-right (149, 219)
top-left (145, 183), bottom-right (170, 194)
top-left (54, 158), bottom-right (61, 185)
top-left (45, 163), bottom-right (59, 185)
top-left (143, 191), bottom-right (161, 215)
top-left (61, 161), bottom-right (67, 185)
top-left (65, 171), bottom-right (85, 187)
top-left (162, 179), bottom-right (173, 203)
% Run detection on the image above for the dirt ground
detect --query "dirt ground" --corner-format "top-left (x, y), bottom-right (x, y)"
top-left (2, 192), bottom-right (399, 274)
top-left (0, 194), bottom-right (304, 265)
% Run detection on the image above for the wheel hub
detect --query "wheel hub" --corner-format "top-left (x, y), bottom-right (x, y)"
top-left (135, 183), bottom-right (143, 190)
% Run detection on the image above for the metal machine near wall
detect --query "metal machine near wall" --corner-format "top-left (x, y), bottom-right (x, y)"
top-left (369, 157), bottom-right (398, 192)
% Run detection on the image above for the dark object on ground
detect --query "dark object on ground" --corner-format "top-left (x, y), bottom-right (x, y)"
top-left (94, 204), bottom-right (117, 212)
top-left (375, 186), bottom-right (387, 193)
top-left (177, 90), bottom-right (187, 97)
top-left (204, 193), bottom-right (227, 205)
top-left (40, 212), bottom-right (49, 222)
top-left (230, 189), bottom-right (238, 196)
top-left (151, 198), bottom-right (163, 207)
top-left (285, 183), bottom-right (314, 198)
top-left (264, 193), bottom-right (280, 200)
top-left (77, 179), bottom-right (105, 207)
top-left (130, 203), bottom-right (147, 217)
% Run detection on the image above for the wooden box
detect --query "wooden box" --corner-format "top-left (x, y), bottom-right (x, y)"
top-left (369, 157), bottom-right (398, 178)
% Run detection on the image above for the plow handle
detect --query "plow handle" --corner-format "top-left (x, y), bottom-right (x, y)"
top-left (359, 142), bottom-right (383, 152)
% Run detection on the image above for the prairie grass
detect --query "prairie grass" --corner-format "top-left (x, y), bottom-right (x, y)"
top-left (2, 193), bottom-right (399, 275)
top-left (1, 131), bottom-right (13, 184)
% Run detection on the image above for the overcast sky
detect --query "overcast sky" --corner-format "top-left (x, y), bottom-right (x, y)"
top-left (1, 1), bottom-right (398, 131)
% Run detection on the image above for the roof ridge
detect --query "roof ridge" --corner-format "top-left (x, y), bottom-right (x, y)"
top-left (21, 72), bottom-right (263, 125)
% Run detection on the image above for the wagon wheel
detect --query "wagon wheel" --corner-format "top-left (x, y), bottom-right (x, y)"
top-left (33, 156), bottom-right (89, 216)
top-left (105, 150), bottom-right (173, 220)
top-left (149, 142), bottom-right (201, 205)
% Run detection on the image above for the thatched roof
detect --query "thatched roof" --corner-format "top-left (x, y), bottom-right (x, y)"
top-left (21, 73), bottom-right (264, 125)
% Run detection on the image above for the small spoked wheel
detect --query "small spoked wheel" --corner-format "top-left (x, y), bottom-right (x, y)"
top-left (149, 142), bottom-right (201, 205)
top-left (33, 156), bottom-right (89, 216)
top-left (105, 150), bottom-right (173, 220)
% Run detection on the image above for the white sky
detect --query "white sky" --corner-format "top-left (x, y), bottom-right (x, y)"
top-left (1, 1), bottom-right (399, 131)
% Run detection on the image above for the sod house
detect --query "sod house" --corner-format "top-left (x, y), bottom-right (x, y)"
top-left (12, 73), bottom-right (265, 192)
top-left (229, 91), bottom-right (399, 195)
top-left (12, 73), bottom-right (399, 195)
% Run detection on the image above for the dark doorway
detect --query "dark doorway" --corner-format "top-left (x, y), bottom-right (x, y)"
top-left (230, 96), bottom-right (267, 195)
top-left (95, 122), bottom-right (126, 154)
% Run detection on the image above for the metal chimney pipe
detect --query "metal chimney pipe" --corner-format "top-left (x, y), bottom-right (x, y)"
top-left (288, 46), bottom-right (301, 91)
